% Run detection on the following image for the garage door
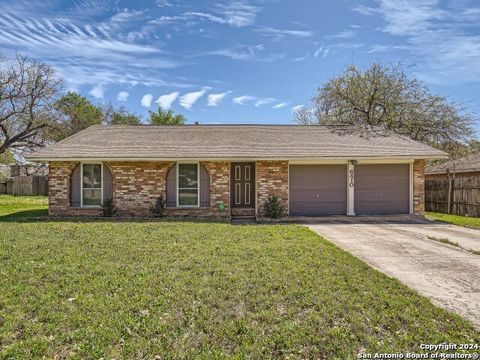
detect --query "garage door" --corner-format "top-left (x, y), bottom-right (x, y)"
top-left (289, 165), bottom-right (347, 216)
top-left (354, 164), bottom-right (409, 215)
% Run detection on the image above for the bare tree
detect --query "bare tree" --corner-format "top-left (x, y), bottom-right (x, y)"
top-left (295, 63), bottom-right (477, 156)
top-left (0, 52), bottom-right (62, 155)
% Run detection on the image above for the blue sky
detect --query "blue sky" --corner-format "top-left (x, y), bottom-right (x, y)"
top-left (1, 0), bottom-right (479, 126)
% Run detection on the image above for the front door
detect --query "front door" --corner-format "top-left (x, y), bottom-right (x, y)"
top-left (231, 162), bottom-right (255, 208)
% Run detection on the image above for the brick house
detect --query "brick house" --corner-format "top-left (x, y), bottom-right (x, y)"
top-left (27, 125), bottom-right (446, 219)
top-left (425, 153), bottom-right (480, 180)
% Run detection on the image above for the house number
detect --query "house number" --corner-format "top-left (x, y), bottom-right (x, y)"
top-left (349, 169), bottom-right (355, 187)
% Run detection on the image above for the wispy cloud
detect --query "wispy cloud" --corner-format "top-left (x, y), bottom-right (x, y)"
top-left (326, 30), bottom-right (356, 39)
top-left (155, 91), bottom-right (180, 110)
top-left (0, 7), bottom-right (186, 89)
top-left (358, 0), bottom-right (480, 83)
top-left (207, 91), bottom-right (231, 106)
top-left (273, 102), bottom-right (288, 109)
top-left (292, 104), bottom-right (304, 112)
top-left (202, 44), bottom-right (285, 62)
top-left (257, 26), bottom-right (314, 40)
top-left (233, 95), bottom-right (256, 105)
top-left (184, 1), bottom-right (260, 27)
top-left (254, 98), bottom-right (275, 107)
top-left (117, 91), bottom-right (129, 102)
top-left (313, 46), bottom-right (330, 58)
top-left (179, 89), bottom-right (207, 110)
top-left (141, 94), bottom-right (153, 108)
top-left (89, 84), bottom-right (105, 99)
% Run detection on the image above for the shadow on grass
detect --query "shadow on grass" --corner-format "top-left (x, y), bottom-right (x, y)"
top-left (0, 210), bottom-right (232, 225)
top-left (0, 209), bottom-right (49, 222)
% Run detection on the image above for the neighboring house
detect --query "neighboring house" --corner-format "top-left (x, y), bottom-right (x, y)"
top-left (425, 153), bottom-right (480, 217)
top-left (425, 153), bottom-right (480, 180)
top-left (26, 125), bottom-right (446, 218)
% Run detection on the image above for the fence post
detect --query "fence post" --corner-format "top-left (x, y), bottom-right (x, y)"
top-left (447, 169), bottom-right (452, 214)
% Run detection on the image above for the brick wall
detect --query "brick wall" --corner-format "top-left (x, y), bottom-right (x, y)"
top-left (48, 161), bottom-right (230, 218)
top-left (107, 161), bottom-right (173, 215)
top-left (256, 161), bottom-right (289, 217)
top-left (48, 161), bottom-right (78, 216)
top-left (201, 161), bottom-right (230, 216)
top-left (413, 159), bottom-right (425, 214)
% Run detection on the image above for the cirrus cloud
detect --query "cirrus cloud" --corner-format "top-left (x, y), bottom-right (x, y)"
top-left (155, 91), bottom-right (180, 109)
top-left (179, 89), bottom-right (207, 110)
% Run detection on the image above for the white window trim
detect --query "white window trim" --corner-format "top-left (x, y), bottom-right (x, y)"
top-left (80, 162), bottom-right (103, 208)
top-left (176, 162), bottom-right (200, 207)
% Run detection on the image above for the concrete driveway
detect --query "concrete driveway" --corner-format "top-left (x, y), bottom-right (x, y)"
top-left (305, 215), bottom-right (480, 327)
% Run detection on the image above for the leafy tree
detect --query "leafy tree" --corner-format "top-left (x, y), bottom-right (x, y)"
top-left (103, 104), bottom-right (142, 125)
top-left (295, 62), bottom-right (477, 157)
top-left (0, 52), bottom-right (62, 155)
top-left (0, 149), bottom-right (14, 164)
top-left (148, 106), bottom-right (186, 125)
top-left (50, 91), bottom-right (103, 141)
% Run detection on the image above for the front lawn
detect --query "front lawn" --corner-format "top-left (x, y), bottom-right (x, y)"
top-left (0, 198), bottom-right (479, 358)
top-left (425, 211), bottom-right (480, 230)
top-left (0, 195), bottom-right (48, 220)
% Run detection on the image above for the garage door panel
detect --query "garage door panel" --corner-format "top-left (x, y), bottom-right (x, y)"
top-left (355, 164), bottom-right (409, 215)
top-left (289, 165), bottom-right (347, 216)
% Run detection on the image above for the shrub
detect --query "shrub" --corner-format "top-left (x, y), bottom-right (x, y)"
top-left (150, 196), bottom-right (166, 217)
top-left (100, 198), bottom-right (116, 217)
top-left (263, 196), bottom-right (284, 219)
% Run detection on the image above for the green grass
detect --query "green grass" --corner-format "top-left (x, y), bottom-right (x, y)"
top-left (0, 195), bottom-right (48, 221)
top-left (0, 197), bottom-right (479, 358)
top-left (425, 211), bottom-right (480, 230)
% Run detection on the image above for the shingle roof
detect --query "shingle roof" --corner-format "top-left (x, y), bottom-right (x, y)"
top-left (27, 124), bottom-right (447, 161)
top-left (425, 153), bottom-right (480, 174)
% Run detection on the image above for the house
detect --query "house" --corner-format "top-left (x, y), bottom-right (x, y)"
top-left (425, 153), bottom-right (480, 180)
top-left (26, 125), bottom-right (446, 218)
top-left (425, 153), bottom-right (480, 216)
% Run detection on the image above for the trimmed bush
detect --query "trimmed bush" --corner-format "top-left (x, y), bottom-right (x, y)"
top-left (100, 198), bottom-right (116, 217)
top-left (263, 195), bottom-right (284, 219)
top-left (150, 195), bottom-right (166, 217)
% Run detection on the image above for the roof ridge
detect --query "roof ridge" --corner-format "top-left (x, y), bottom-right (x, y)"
top-left (98, 124), bottom-right (357, 127)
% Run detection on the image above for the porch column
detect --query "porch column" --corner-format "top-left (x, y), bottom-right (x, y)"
top-left (347, 161), bottom-right (356, 216)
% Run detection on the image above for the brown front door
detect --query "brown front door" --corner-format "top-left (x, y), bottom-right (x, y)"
top-left (231, 162), bottom-right (255, 208)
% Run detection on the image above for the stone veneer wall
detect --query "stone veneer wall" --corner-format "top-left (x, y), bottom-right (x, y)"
top-left (48, 161), bottom-right (230, 218)
top-left (256, 160), bottom-right (289, 217)
top-left (413, 159), bottom-right (425, 214)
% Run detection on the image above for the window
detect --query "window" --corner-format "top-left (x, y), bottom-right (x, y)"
top-left (82, 164), bottom-right (102, 206)
top-left (178, 163), bottom-right (199, 206)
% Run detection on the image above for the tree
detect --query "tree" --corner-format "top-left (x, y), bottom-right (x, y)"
top-left (50, 91), bottom-right (103, 141)
top-left (295, 63), bottom-right (477, 157)
top-left (0, 52), bottom-right (62, 155)
top-left (103, 103), bottom-right (142, 125)
top-left (0, 149), bottom-right (14, 164)
top-left (148, 106), bottom-right (186, 125)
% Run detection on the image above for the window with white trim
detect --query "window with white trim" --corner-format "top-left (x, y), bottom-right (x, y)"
top-left (178, 163), bottom-right (199, 206)
top-left (82, 164), bottom-right (102, 206)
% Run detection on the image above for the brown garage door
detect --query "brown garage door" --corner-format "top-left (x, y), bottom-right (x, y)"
top-left (354, 164), bottom-right (409, 215)
top-left (289, 165), bottom-right (347, 216)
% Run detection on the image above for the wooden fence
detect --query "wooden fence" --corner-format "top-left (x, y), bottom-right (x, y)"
top-left (425, 175), bottom-right (480, 217)
top-left (0, 175), bottom-right (48, 196)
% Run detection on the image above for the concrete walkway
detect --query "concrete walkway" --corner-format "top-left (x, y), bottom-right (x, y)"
top-left (305, 215), bottom-right (480, 327)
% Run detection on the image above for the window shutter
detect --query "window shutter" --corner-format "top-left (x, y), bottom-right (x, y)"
top-left (103, 164), bottom-right (113, 203)
top-left (70, 164), bottom-right (81, 207)
top-left (166, 164), bottom-right (177, 207)
top-left (200, 164), bottom-right (210, 207)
